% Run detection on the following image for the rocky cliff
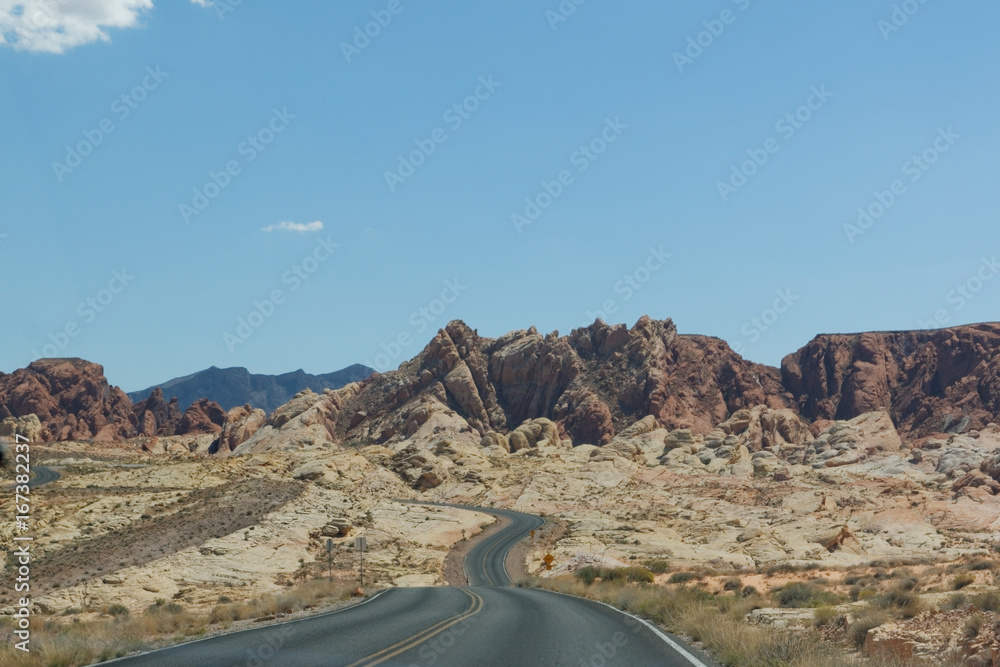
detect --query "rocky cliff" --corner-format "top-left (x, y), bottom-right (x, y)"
top-left (0, 359), bottom-right (227, 442)
top-left (0, 359), bottom-right (136, 441)
top-left (240, 317), bottom-right (796, 452)
top-left (782, 324), bottom-right (1000, 437)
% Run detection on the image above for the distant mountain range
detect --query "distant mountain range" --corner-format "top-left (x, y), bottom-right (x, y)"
top-left (127, 364), bottom-right (375, 414)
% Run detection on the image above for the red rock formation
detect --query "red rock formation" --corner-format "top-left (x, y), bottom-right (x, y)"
top-left (132, 388), bottom-right (183, 436)
top-left (176, 399), bottom-right (227, 435)
top-left (782, 324), bottom-right (1000, 437)
top-left (320, 318), bottom-right (795, 447)
top-left (0, 359), bottom-right (135, 441)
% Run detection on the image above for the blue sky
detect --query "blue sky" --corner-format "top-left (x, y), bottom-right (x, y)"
top-left (1, 0), bottom-right (998, 392)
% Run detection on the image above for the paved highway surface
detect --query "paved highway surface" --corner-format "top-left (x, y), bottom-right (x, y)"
top-left (109, 505), bottom-right (716, 666)
top-left (28, 465), bottom-right (60, 488)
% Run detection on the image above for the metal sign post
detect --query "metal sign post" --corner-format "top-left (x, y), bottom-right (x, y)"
top-left (326, 538), bottom-right (333, 583)
top-left (355, 536), bottom-right (367, 587)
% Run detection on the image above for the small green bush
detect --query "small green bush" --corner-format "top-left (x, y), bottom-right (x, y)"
top-left (972, 590), bottom-right (1000, 612)
top-left (848, 610), bottom-right (889, 648)
top-left (775, 582), bottom-right (837, 609)
top-left (668, 572), bottom-right (699, 584)
top-left (107, 604), bottom-right (129, 618)
top-left (644, 560), bottom-right (670, 574)
top-left (574, 566), bottom-right (600, 585)
top-left (953, 573), bottom-right (976, 590)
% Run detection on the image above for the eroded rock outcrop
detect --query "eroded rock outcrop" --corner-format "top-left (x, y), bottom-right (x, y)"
top-left (176, 399), bottom-right (227, 435)
top-left (132, 388), bottom-right (183, 436)
top-left (312, 318), bottom-right (794, 452)
top-left (0, 414), bottom-right (43, 442)
top-left (783, 324), bottom-right (1000, 438)
top-left (215, 405), bottom-right (267, 453)
top-left (0, 359), bottom-right (136, 441)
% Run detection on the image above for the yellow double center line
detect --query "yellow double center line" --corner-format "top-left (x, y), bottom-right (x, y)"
top-left (347, 589), bottom-right (484, 667)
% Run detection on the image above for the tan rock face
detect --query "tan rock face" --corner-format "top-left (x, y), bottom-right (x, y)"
top-left (786, 411), bottom-right (901, 469)
top-left (0, 358), bottom-right (136, 441)
top-left (216, 405), bottom-right (267, 453)
top-left (0, 414), bottom-right (42, 442)
top-left (782, 324), bottom-right (1000, 437)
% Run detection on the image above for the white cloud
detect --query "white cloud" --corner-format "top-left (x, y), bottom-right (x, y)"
top-left (261, 221), bottom-right (324, 233)
top-left (0, 1), bottom-right (206, 54)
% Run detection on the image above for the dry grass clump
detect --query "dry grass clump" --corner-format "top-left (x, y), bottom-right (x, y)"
top-left (0, 579), bottom-right (353, 667)
top-left (518, 574), bottom-right (872, 666)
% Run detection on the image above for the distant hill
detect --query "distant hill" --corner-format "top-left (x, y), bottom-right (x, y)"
top-left (127, 364), bottom-right (375, 414)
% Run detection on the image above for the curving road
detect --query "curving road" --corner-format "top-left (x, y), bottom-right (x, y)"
top-left (28, 465), bottom-right (60, 488)
top-left (108, 506), bottom-right (716, 667)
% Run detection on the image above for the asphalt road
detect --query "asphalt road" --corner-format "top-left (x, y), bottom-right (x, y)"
top-left (28, 465), bottom-right (60, 488)
top-left (449, 504), bottom-right (544, 586)
top-left (109, 506), bottom-right (716, 667)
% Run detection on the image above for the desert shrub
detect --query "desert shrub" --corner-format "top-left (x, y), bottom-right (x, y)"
top-left (965, 614), bottom-right (985, 639)
top-left (873, 588), bottom-right (917, 609)
top-left (969, 560), bottom-right (997, 571)
top-left (668, 571), bottom-right (699, 584)
top-left (608, 566), bottom-right (655, 584)
top-left (856, 588), bottom-right (878, 602)
top-left (644, 559), bottom-right (671, 574)
top-left (953, 573), bottom-right (975, 590)
top-left (575, 566), bottom-right (654, 585)
top-left (942, 593), bottom-right (968, 611)
top-left (813, 605), bottom-right (842, 627)
top-left (106, 604), bottom-right (129, 618)
top-left (775, 582), bottom-right (837, 608)
top-left (848, 610), bottom-right (890, 649)
top-left (972, 590), bottom-right (1000, 612)
top-left (722, 578), bottom-right (742, 592)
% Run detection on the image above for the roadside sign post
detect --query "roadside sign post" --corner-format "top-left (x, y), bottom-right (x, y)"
top-left (326, 539), bottom-right (333, 583)
top-left (543, 553), bottom-right (554, 571)
top-left (355, 536), bottom-right (367, 587)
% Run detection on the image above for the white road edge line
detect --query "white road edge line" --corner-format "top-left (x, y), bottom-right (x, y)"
top-left (536, 588), bottom-right (711, 667)
top-left (593, 599), bottom-right (711, 667)
top-left (100, 590), bottom-right (387, 665)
